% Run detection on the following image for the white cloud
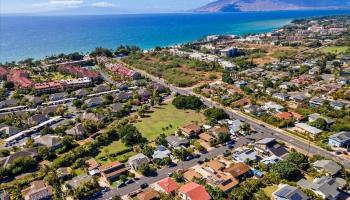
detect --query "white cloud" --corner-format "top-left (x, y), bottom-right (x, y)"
top-left (33, 0), bottom-right (84, 9)
top-left (91, 2), bottom-right (116, 8)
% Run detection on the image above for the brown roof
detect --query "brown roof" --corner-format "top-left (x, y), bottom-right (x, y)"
top-left (137, 189), bottom-right (159, 200)
top-left (184, 169), bottom-right (203, 182)
top-left (216, 173), bottom-right (239, 192)
top-left (99, 162), bottom-right (127, 179)
top-left (86, 158), bottom-right (99, 171)
top-left (224, 162), bottom-right (250, 178)
top-left (181, 124), bottom-right (201, 135)
top-left (212, 127), bottom-right (229, 134)
top-left (206, 160), bottom-right (225, 171)
top-left (199, 133), bottom-right (214, 142)
top-left (233, 98), bottom-right (251, 107)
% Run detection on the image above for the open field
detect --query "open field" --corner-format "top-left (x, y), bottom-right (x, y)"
top-left (134, 103), bottom-right (206, 141)
top-left (96, 140), bottom-right (130, 164)
top-left (320, 46), bottom-right (349, 54)
top-left (122, 52), bottom-right (221, 87)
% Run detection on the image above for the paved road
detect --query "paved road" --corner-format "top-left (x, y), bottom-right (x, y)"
top-left (98, 146), bottom-right (229, 199)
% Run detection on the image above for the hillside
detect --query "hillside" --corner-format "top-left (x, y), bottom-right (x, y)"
top-left (194, 0), bottom-right (350, 12)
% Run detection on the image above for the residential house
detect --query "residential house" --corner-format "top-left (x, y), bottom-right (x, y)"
top-left (65, 123), bottom-right (85, 140)
top-left (49, 92), bottom-right (67, 101)
top-left (34, 135), bottom-right (62, 150)
top-left (263, 102), bottom-right (284, 113)
top-left (153, 177), bottom-right (179, 195)
top-left (152, 145), bottom-right (171, 160)
top-left (7, 69), bottom-right (34, 89)
top-left (58, 65), bottom-right (101, 81)
top-left (215, 172), bottom-right (239, 193)
top-left (295, 123), bottom-right (323, 138)
top-left (128, 153), bottom-right (149, 171)
top-left (308, 113), bottom-right (334, 127)
top-left (81, 112), bottom-right (105, 122)
top-left (61, 77), bottom-right (92, 90)
top-left (28, 114), bottom-right (48, 126)
top-left (312, 160), bottom-right (341, 176)
top-left (114, 92), bottom-right (132, 102)
top-left (99, 161), bottom-right (127, 182)
top-left (275, 112), bottom-right (304, 122)
top-left (75, 88), bottom-right (89, 98)
top-left (181, 124), bottom-right (202, 137)
top-left (64, 174), bottom-right (94, 191)
top-left (309, 97), bottom-right (325, 107)
top-left (85, 158), bottom-right (100, 176)
top-left (290, 93), bottom-right (307, 102)
top-left (255, 138), bottom-right (289, 158)
top-left (0, 99), bottom-right (18, 108)
top-left (0, 148), bottom-right (38, 168)
top-left (137, 88), bottom-right (152, 101)
top-left (0, 191), bottom-right (9, 200)
top-left (272, 184), bottom-right (308, 200)
top-left (85, 97), bottom-right (104, 108)
top-left (57, 167), bottom-right (70, 180)
top-left (0, 125), bottom-right (21, 136)
top-left (166, 136), bottom-right (189, 149)
top-left (243, 104), bottom-right (262, 114)
top-left (229, 119), bottom-right (243, 135)
top-left (26, 96), bottom-right (44, 105)
top-left (21, 180), bottom-right (53, 200)
top-left (330, 101), bottom-right (346, 110)
top-left (136, 189), bottom-right (159, 200)
top-left (328, 131), bottom-right (350, 148)
top-left (224, 162), bottom-right (251, 180)
top-left (183, 169), bottom-right (203, 182)
top-left (272, 93), bottom-right (289, 101)
top-left (297, 176), bottom-right (346, 200)
top-left (198, 133), bottom-right (214, 144)
top-left (210, 127), bottom-right (229, 137)
top-left (105, 63), bottom-right (141, 80)
top-left (109, 103), bottom-right (124, 113)
top-left (178, 182), bottom-right (211, 200)
top-left (93, 84), bottom-right (110, 93)
top-left (232, 148), bottom-right (260, 162)
top-left (205, 160), bottom-right (225, 172)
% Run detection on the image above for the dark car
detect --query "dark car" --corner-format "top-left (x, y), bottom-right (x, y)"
top-left (125, 179), bottom-right (134, 184)
top-left (184, 155), bottom-right (193, 161)
top-left (168, 162), bottom-right (177, 168)
top-left (140, 183), bottom-right (149, 189)
top-left (194, 154), bottom-right (200, 158)
top-left (117, 182), bottom-right (126, 188)
top-left (197, 160), bottom-right (204, 164)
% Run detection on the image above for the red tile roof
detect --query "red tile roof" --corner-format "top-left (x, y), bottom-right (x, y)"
top-left (58, 65), bottom-right (100, 80)
top-left (275, 111), bottom-right (304, 121)
top-left (7, 69), bottom-right (34, 89)
top-left (157, 177), bottom-right (179, 193)
top-left (178, 182), bottom-right (210, 200)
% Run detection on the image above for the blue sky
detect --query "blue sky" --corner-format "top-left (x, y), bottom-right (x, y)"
top-left (1, 0), bottom-right (213, 14)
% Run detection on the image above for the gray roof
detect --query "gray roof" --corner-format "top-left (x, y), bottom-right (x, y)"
top-left (65, 174), bottom-right (93, 190)
top-left (329, 131), bottom-right (350, 143)
top-left (165, 136), bottom-right (189, 148)
top-left (256, 138), bottom-right (276, 145)
top-left (295, 123), bottom-right (322, 136)
top-left (233, 149), bottom-right (259, 162)
top-left (308, 113), bottom-right (334, 124)
top-left (0, 148), bottom-right (38, 168)
top-left (110, 103), bottom-right (123, 113)
top-left (0, 125), bottom-right (21, 136)
top-left (65, 123), bottom-right (85, 137)
top-left (274, 185), bottom-right (308, 200)
top-left (35, 135), bottom-right (61, 148)
top-left (230, 119), bottom-right (242, 133)
top-left (310, 176), bottom-right (341, 199)
top-left (313, 160), bottom-right (341, 176)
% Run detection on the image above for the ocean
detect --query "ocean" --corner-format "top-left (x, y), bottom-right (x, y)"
top-left (1, 10), bottom-right (350, 62)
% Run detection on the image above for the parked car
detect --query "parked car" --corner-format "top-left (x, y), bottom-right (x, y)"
top-left (140, 183), bottom-right (149, 189)
top-left (197, 160), bottom-right (204, 164)
top-left (125, 179), bottom-right (134, 184)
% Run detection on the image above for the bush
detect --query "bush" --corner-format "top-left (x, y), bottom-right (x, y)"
top-left (204, 108), bottom-right (229, 122)
top-left (172, 95), bottom-right (203, 110)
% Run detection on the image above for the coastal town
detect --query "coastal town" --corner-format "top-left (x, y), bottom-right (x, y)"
top-left (0, 15), bottom-right (349, 200)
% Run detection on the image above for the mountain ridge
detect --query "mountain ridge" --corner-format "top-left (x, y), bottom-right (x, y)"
top-left (194, 0), bottom-right (350, 12)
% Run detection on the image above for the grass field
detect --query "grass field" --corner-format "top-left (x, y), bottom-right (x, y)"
top-left (134, 103), bottom-right (206, 141)
top-left (263, 185), bottom-right (278, 198)
top-left (320, 46), bottom-right (349, 54)
top-left (96, 140), bottom-right (129, 164)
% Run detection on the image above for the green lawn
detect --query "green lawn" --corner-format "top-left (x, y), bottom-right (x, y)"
top-left (320, 46), bottom-right (349, 54)
top-left (134, 103), bottom-right (206, 141)
top-left (263, 185), bottom-right (278, 198)
top-left (73, 168), bottom-right (85, 176)
top-left (96, 140), bottom-right (129, 164)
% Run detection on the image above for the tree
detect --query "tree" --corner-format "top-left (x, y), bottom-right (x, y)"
top-left (118, 124), bottom-right (146, 146)
top-left (61, 136), bottom-right (76, 151)
top-left (173, 148), bottom-right (191, 161)
top-left (286, 151), bottom-right (309, 170)
top-left (240, 122), bottom-right (251, 132)
top-left (270, 160), bottom-right (301, 180)
top-left (3, 81), bottom-right (14, 89)
top-left (217, 132), bottom-right (231, 143)
top-left (194, 141), bottom-right (205, 151)
top-left (309, 118), bottom-right (327, 130)
top-left (172, 95), bottom-right (203, 110)
top-left (138, 163), bottom-right (155, 176)
top-left (25, 138), bottom-right (36, 148)
top-left (204, 108), bottom-right (229, 122)
top-left (38, 146), bottom-right (51, 160)
top-left (222, 72), bottom-right (234, 84)
top-left (172, 171), bottom-right (185, 183)
top-left (141, 145), bottom-right (155, 158)
top-left (155, 133), bottom-right (168, 147)
top-left (8, 156), bottom-right (37, 175)
top-left (72, 99), bottom-right (83, 108)
top-left (90, 47), bottom-right (113, 57)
